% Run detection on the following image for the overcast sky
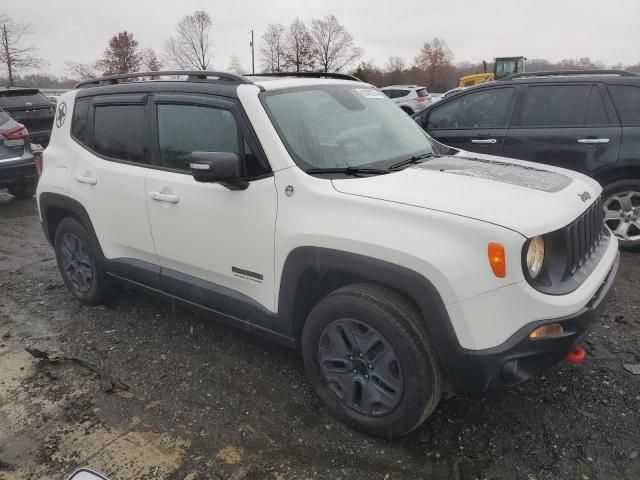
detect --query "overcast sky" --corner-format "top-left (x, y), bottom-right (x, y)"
top-left (5, 0), bottom-right (640, 77)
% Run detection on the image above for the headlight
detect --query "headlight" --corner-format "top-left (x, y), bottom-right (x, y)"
top-left (526, 236), bottom-right (545, 279)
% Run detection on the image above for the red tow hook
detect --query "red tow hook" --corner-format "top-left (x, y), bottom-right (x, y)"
top-left (566, 347), bottom-right (586, 364)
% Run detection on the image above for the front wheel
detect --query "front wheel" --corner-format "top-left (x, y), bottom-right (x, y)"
top-left (301, 284), bottom-right (442, 438)
top-left (603, 179), bottom-right (640, 250)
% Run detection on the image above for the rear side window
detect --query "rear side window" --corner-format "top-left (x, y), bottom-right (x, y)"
top-left (608, 85), bottom-right (640, 124)
top-left (383, 89), bottom-right (409, 99)
top-left (416, 88), bottom-right (430, 97)
top-left (156, 104), bottom-right (238, 172)
top-left (518, 85), bottom-right (608, 127)
top-left (427, 87), bottom-right (514, 129)
top-left (93, 105), bottom-right (147, 163)
top-left (71, 98), bottom-right (90, 145)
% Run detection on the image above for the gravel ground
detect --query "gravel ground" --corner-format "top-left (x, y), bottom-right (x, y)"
top-left (0, 191), bottom-right (639, 480)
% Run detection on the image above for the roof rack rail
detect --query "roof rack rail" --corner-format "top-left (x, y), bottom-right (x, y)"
top-left (499, 69), bottom-right (639, 81)
top-left (75, 70), bottom-right (252, 89)
top-left (244, 72), bottom-right (363, 82)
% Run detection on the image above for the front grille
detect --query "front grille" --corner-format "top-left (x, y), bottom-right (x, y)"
top-left (564, 197), bottom-right (606, 274)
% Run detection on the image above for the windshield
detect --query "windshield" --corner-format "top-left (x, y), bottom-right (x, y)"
top-left (261, 85), bottom-right (433, 171)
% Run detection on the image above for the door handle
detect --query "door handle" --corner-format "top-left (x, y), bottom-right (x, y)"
top-left (577, 138), bottom-right (610, 144)
top-left (74, 174), bottom-right (97, 185)
top-left (471, 138), bottom-right (497, 144)
top-left (148, 191), bottom-right (180, 204)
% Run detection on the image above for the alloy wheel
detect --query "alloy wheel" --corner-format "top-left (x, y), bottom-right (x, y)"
top-left (318, 319), bottom-right (403, 417)
top-left (60, 232), bottom-right (93, 293)
top-left (604, 191), bottom-right (640, 242)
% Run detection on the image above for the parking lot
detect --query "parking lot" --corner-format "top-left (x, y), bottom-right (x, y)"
top-left (0, 191), bottom-right (638, 479)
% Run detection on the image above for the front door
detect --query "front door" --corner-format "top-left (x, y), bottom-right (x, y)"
top-left (145, 94), bottom-right (277, 326)
top-left (422, 86), bottom-right (517, 156)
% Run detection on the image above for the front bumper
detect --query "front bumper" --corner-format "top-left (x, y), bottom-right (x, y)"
top-left (445, 252), bottom-right (619, 395)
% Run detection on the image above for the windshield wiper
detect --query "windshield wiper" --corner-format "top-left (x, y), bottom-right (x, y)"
top-left (306, 166), bottom-right (391, 176)
top-left (388, 152), bottom-right (433, 171)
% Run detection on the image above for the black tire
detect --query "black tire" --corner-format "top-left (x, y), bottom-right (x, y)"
top-left (602, 179), bottom-right (640, 251)
top-left (8, 180), bottom-right (37, 199)
top-left (54, 217), bottom-right (117, 305)
top-left (301, 283), bottom-right (442, 438)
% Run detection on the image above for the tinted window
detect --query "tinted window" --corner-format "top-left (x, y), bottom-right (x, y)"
top-left (609, 85), bottom-right (640, 124)
top-left (71, 98), bottom-right (90, 145)
top-left (157, 104), bottom-right (238, 172)
top-left (93, 105), bottom-right (147, 163)
top-left (0, 90), bottom-right (52, 108)
top-left (518, 85), bottom-right (605, 127)
top-left (383, 89), bottom-right (409, 99)
top-left (416, 88), bottom-right (430, 97)
top-left (427, 88), bottom-right (514, 129)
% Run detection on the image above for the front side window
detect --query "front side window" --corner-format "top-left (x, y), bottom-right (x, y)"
top-left (93, 105), bottom-right (147, 163)
top-left (608, 85), bottom-right (640, 124)
top-left (427, 88), bottom-right (514, 129)
top-left (157, 104), bottom-right (238, 172)
top-left (262, 85), bottom-right (432, 170)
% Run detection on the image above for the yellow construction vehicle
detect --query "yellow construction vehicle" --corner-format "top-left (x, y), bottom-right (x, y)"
top-left (458, 56), bottom-right (526, 87)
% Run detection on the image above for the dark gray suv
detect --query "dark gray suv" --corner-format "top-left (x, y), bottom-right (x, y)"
top-left (413, 70), bottom-right (640, 248)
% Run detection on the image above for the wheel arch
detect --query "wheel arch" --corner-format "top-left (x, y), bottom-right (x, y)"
top-left (39, 192), bottom-right (104, 257)
top-left (276, 247), bottom-right (458, 360)
top-left (593, 164), bottom-right (640, 187)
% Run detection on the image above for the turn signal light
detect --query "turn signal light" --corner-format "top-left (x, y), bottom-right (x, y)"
top-left (487, 243), bottom-right (506, 278)
top-left (529, 323), bottom-right (564, 339)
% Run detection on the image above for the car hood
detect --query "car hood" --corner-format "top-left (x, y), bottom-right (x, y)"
top-left (331, 151), bottom-right (602, 237)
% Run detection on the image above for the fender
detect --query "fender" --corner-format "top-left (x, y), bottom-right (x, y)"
top-left (39, 192), bottom-right (103, 256)
top-left (275, 247), bottom-right (462, 367)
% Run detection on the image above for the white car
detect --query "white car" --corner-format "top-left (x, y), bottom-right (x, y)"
top-left (381, 84), bottom-right (433, 114)
top-left (37, 71), bottom-right (618, 438)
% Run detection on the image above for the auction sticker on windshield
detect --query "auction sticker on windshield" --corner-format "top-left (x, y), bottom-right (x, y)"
top-left (356, 88), bottom-right (385, 99)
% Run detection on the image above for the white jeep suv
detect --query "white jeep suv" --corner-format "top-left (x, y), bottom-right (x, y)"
top-left (37, 71), bottom-right (619, 438)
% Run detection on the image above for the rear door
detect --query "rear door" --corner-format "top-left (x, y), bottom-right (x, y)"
top-left (420, 86), bottom-right (516, 156)
top-left (68, 94), bottom-right (160, 286)
top-left (502, 83), bottom-right (621, 174)
top-left (607, 84), bottom-right (640, 169)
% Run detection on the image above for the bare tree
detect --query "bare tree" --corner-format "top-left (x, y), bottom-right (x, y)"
top-left (164, 11), bottom-right (213, 70)
top-left (385, 56), bottom-right (405, 73)
top-left (310, 15), bottom-right (362, 73)
top-left (65, 61), bottom-right (99, 80)
top-left (96, 31), bottom-right (143, 75)
top-left (259, 23), bottom-right (286, 73)
top-left (284, 19), bottom-right (315, 72)
top-left (0, 14), bottom-right (44, 86)
top-left (414, 38), bottom-right (453, 91)
top-left (143, 47), bottom-right (162, 71)
top-left (228, 55), bottom-right (244, 74)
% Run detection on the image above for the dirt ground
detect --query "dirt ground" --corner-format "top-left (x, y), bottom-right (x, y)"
top-left (0, 191), bottom-right (638, 480)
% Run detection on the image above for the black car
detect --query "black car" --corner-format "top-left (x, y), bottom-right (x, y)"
top-left (0, 87), bottom-right (55, 147)
top-left (413, 70), bottom-right (640, 248)
top-left (0, 107), bottom-right (37, 199)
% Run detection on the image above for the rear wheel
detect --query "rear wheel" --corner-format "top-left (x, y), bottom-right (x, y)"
top-left (602, 179), bottom-right (640, 250)
top-left (54, 217), bottom-right (117, 305)
top-left (301, 284), bottom-right (442, 438)
top-left (8, 180), bottom-right (37, 199)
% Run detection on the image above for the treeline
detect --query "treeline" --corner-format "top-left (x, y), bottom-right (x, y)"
top-left (2, 11), bottom-right (640, 92)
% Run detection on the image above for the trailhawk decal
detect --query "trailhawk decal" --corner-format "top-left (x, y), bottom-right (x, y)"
top-left (232, 266), bottom-right (264, 283)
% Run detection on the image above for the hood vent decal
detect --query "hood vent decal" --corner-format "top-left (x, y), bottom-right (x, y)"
top-left (414, 156), bottom-right (572, 193)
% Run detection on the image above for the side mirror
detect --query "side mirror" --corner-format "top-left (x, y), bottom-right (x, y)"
top-left (189, 151), bottom-right (248, 190)
top-left (67, 468), bottom-right (110, 480)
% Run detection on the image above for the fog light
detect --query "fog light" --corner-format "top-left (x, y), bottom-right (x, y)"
top-left (529, 323), bottom-right (564, 339)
